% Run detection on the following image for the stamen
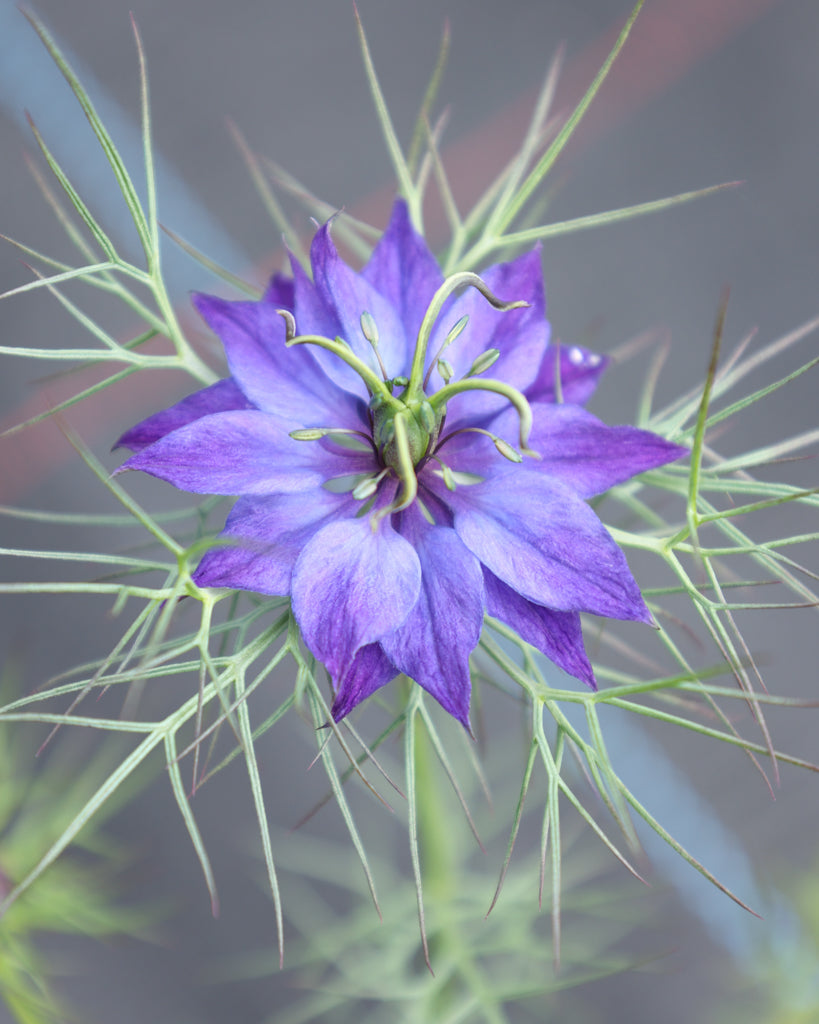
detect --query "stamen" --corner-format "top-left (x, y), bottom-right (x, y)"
top-left (360, 310), bottom-right (389, 382)
top-left (429, 455), bottom-right (484, 490)
top-left (423, 313), bottom-right (469, 390)
top-left (289, 426), bottom-right (374, 452)
top-left (437, 426), bottom-right (523, 463)
top-left (323, 473), bottom-right (374, 494)
top-left (429, 377), bottom-right (537, 456)
top-left (352, 468), bottom-right (389, 500)
top-left (437, 358), bottom-right (454, 383)
top-left (416, 497), bottom-right (436, 525)
top-left (493, 438), bottom-right (523, 463)
top-left (432, 457), bottom-right (457, 491)
top-left (407, 272), bottom-right (529, 399)
top-left (277, 312), bottom-right (401, 410)
top-left (467, 348), bottom-right (500, 377)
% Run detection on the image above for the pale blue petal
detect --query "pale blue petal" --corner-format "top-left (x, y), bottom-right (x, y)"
top-left (449, 469), bottom-right (652, 622)
top-left (118, 410), bottom-right (370, 495)
top-left (193, 489), bottom-right (358, 596)
top-left (331, 644), bottom-right (398, 721)
top-left (193, 293), bottom-right (366, 432)
top-left (527, 344), bottom-right (609, 405)
top-left (484, 570), bottom-right (595, 688)
top-left (525, 403), bottom-right (688, 497)
top-left (115, 378), bottom-right (254, 452)
top-left (426, 247), bottom-right (549, 420)
top-left (380, 510), bottom-right (484, 727)
top-left (361, 199), bottom-right (443, 344)
top-left (291, 517), bottom-right (422, 683)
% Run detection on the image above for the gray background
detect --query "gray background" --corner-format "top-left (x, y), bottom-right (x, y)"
top-left (1, 0), bottom-right (817, 1021)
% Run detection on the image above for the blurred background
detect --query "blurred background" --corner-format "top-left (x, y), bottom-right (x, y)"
top-left (1, 0), bottom-right (817, 1021)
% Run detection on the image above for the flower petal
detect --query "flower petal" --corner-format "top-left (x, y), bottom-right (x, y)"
top-left (426, 247), bottom-right (550, 419)
top-left (525, 403), bottom-right (688, 497)
top-left (483, 570), bottom-right (595, 688)
top-left (331, 644), bottom-right (398, 721)
top-left (291, 517), bottom-right (421, 683)
top-left (448, 469), bottom-right (652, 622)
top-left (118, 410), bottom-right (368, 495)
top-left (309, 222), bottom-right (412, 384)
top-left (263, 270), bottom-right (295, 309)
top-left (115, 378), bottom-right (254, 452)
top-left (527, 344), bottom-right (609, 406)
top-left (193, 489), bottom-right (357, 596)
top-left (380, 511), bottom-right (484, 727)
top-left (361, 199), bottom-right (443, 344)
top-left (193, 293), bottom-right (365, 432)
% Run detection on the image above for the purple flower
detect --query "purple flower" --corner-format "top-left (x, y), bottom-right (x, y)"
top-left (117, 200), bottom-right (686, 728)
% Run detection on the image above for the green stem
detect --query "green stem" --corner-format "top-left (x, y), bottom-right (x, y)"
top-left (415, 715), bottom-right (507, 1024)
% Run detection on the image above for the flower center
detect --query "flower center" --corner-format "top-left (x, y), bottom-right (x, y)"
top-left (279, 268), bottom-right (538, 522)
top-left (370, 390), bottom-right (440, 472)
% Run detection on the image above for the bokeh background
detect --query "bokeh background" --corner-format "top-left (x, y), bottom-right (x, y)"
top-left (1, 0), bottom-right (817, 1021)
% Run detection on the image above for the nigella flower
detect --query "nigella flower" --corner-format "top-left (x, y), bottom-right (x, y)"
top-left (117, 200), bottom-right (686, 728)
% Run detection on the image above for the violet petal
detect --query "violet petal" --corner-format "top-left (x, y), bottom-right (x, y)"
top-left (263, 270), bottom-right (295, 310)
top-left (426, 247), bottom-right (550, 420)
top-left (118, 410), bottom-right (370, 495)
top-left (310, 222), bottom-right (412, 383)
top-left (193, 293), bottom-right (365, 432)
top-left (525, 402), bottom-right (688, 497)
top-left (291, 517), bottom-right (422, 684)
top-left (527, 345), bottom-right (609, 406)
top-left (484, 570), bottom-right (596, 688)
top-left (331, 644), bottom-right (399, 721)
top-left (448, 469), bottom-right (652, 623)
top-left (380, 510), bottom-right (484, 727)
top-left (115, 378), bottom-right (254, 453)
top-left (361, 199), bottom-right (444, 344)
top-left (193, 489), bottom-right (358, 596)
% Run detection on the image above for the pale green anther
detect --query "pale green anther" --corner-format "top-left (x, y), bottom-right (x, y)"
top-left (289, 427), bottom-right (372, 451)
top-left (445, 314), bottom-right (470, 347)
top-left (289, 428), bottom-right (327, 441)
top-left (439, 462), bottom-right (457, 491)
top-left (352, 476), bottom-right (380, 500)
top-left (468, 348), bottom-right (500, 377)
top-left (323, 473), bottom-right (370, 494)
top-left (449, 470), bottom-right (484, 486)
top-left (360, 312), bottom-right (389, 381)
top-left (416, 497), bottom-right (436, 525)
top-left (360, 309), bottom-right (379, 347)
top-left (494, 437), bottom-right (523, 463)
top-left (437, 358), bottom-right (453, 383)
